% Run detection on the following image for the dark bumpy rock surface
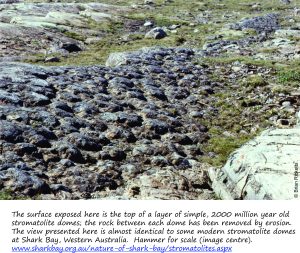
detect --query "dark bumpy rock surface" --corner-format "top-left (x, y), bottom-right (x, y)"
top-left (231, 13), bottom-right (280, 33)
top-left (0, 48), bottom-right (216, 199)
top-left (0, 0), bottom-right (21, 3)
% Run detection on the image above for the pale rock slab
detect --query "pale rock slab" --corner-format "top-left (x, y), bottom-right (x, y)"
top-left (209, 128), bottom-right (299, 200)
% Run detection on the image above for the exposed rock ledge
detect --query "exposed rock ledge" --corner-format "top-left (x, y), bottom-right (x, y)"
top-left (209, 127), bottom-right (300, 200)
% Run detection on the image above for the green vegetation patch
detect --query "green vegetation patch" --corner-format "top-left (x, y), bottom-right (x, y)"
top-left (201, 134), bottom-right (253, 167)
top-left (63, 31), bottom-right (86, 42)
top-left (0, 190), bottom-right (28, 200)
top-left (200, 55), bottom-right (276, 68)
top-left (277, 70), bottom-right (300, 84)
top-left (243, 75), bottom-right (268, 88)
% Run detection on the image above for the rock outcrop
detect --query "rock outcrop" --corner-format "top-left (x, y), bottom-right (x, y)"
top-left (231, 13), bottom-right (280, 33)
top-left (209, 127), bottom-right (300, 200)
top-left (1, 0), bottom-right (300, 200)
top-left (0, 48), bottom-right (215, 200)
top-left (145, 27), bottom-right (167, 39)
top-left (0, 2), bottom-right (129, 60)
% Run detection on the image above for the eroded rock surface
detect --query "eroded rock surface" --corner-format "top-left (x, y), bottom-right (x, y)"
top-left (1, 0), bottom-right (300, 200)
top-left (0, 48), bottom-right (215, 199)
top-left (209, 127), bottom-right (300, 200)
top-left (231, 13), bottom-right (280, 33)
top-left (0, 2), bottom-right (129, 60)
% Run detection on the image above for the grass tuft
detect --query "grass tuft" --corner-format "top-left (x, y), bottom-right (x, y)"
top-left (277, 70), bottom-right (300, 84)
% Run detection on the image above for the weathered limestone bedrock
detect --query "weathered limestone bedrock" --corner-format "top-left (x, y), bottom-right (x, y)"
top-left (209, 127), bottom-right (300, 200)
